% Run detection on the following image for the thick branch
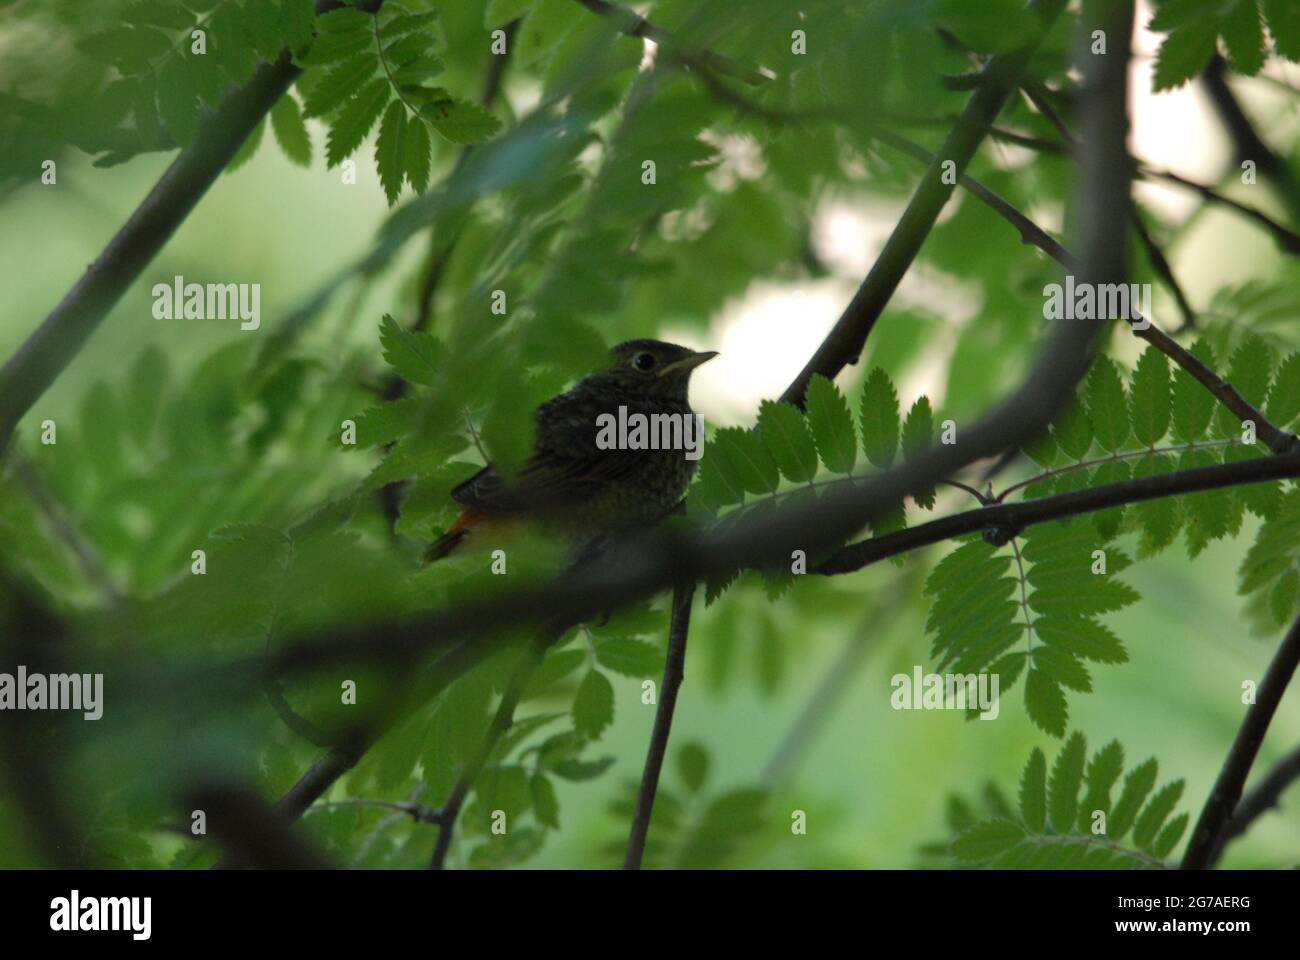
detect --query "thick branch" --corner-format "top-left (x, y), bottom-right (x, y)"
top-left (199, 783), bottom-right (335, 869)
top-left (780, 0), bottom-right (1067, 409)
top-left (624, 579), bottom-right (695, 869)
top-left (1182, 609), bottom-right (1300, 869)
top-left (0, 0), bottom-right (380, 454)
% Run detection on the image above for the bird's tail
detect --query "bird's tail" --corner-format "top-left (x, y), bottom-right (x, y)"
top-left (423, 530), bottom-right (468, 563)
top-left (422, 507), bottom-right (486, 563)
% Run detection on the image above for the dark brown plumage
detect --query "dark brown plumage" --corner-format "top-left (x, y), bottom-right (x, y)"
top-left (427, 339), bottom-right (717, 560)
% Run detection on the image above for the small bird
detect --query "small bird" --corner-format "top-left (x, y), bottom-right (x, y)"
top-left (427, 339), bottom-right (718, 560)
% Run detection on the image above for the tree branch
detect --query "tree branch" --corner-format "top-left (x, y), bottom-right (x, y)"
top-left (779, 0), bottom-right (1068, 408)
top-left (1202, 55), bottom-right (1300, 226)
top-left (1182, 608), bottom-right (1300, 869)
top-left (818, 449), bottom-right (1300, 575)
top-left (1217, 741), bottom-right (1300, 858)
top-left (872, 132), bottom-right (1297, 455)
top-left (199, 783), bottom-right (336, 869)
top-left (571, 0), bottom-right (771, 85)
top-left (1021, 82), bottom-right (1197, 330)
top-left (624, 578), bottom-right (695, 869)
top-left (429, 636), bottom-right (547, 869)
top-left (0, 0), bottom-right (381, 454)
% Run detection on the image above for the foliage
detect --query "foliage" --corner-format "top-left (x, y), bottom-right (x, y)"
top-left (925, 733), bottom-right (1190, 868)
top-left (1, 0), bottom-right (1299, 871)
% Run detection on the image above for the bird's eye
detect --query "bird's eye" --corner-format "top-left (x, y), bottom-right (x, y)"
top-left (633, 352), bottom-right (657, 371)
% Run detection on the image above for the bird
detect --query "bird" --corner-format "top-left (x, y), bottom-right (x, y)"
top-left (426, 339), bottom-right (718, 561)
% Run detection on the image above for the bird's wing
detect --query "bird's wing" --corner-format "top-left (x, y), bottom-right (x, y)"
top-left (450, 446), bottom-right (653, 514)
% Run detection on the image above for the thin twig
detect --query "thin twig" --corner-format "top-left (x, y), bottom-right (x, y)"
top-left (1182, 609), bottom-right (1300, 868)
top-left (430, 636), bottom-right (548, 869)
top-left (779, 0), bottom-right (1069, 409)
top-left (1217, 741), bottom-right (1300, 858)
top-left (10, 456), bottom-right (124, 605)
top-left (571, 0), bottom-right (771, 85)
top-left (309, 797), bottom-right (443, 824)
top-left (1023, 82), bottom-right (1197, 330)
top-left (1202, 55), bottom-right (1300, 226)
top-left (624, 579), bottom-right (695, 869)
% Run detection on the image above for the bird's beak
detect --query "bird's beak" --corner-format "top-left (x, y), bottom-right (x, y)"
top-left (658, 350), bottom-right (719, 377)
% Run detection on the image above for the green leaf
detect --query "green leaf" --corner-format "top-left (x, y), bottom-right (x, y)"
top-left (1048, 731), bottom-right (1086, 832)
top-left (1216, 334), bottom-right (1275, 436)
top-left (391, 55), bottom-right (446, 85)
top-left (270, 93), bottom-right (312, 167)
top-left (1152, 17), bottom-right (1218, 91)
top-left (77, 26), bottom-right (172, 70)
top-left (124, 346), bottom-right (170, 450)
top-left (1109, 758), bottom-right (1158, 840)
top-left (804, 374), bottom-right (856, 474)
top-left (280, 0), bottom-right (316, 53)
top-left (1180, 448), bottom-right (1231, 556)
top-left (382, 11), bottom-right (441, 40)
top-left (1134, 780), bottom-right (1184, 851)
top-left (404, 117), bottom-right (432, 192)
top-left (1171, 339), bottom-right (1217, 442)
top-left (226, 115), bottom-right (265, 173)
top-left (572, 669), bottom-right (614, 740)
top-left (1265, 0), bottom-right (1300, 59)
top-left (486, 0), bottom-right (535, 27)
top-left (300, 20), bottom-right (372, 67)
top-left (210, 6), bottom-right (259, 83)
top-left (594, 636), bottom-right (662, 677)
top-left (710, 427), bottom-right (779, 495)
top-left (1130, 346), bottom-right (1171, 446)
top-left (1033, 646), bottom-right (1092, 693)
top-left (124, 1), bottom-right (195, 30)
top-left (423, 98), bottom-right (501, 144)
top-left (1132, 453), bottom-right (1182, 555)
top-left (1219, 0), bottom-right (1266, 75)
top-left (693, 441), bottom-right (745, 510)
top-left (301, 53), bottom-right (377, 119)
top-left (859, 367), bottom-right (900, 468)
top-left (239, 0), bottom-right (282, 60)
top-left (343, 399), bottom-right (419, 449)
top-left (157, 55), bottom-right (200, 144)
top-left (902, 395), bottom-right (936, 508)
top-left (676, 742), bottom-right (710, 794)
top-left (1035, 615), bottom-right (1128, 665)
top-left (317, 7), bottom-right (373, 35)
top-left (1085, 356), bottom-right (1129, 452)
top-left (1024, 668), bottom-right (1067, 737)
top-left (1019, 748), bottom-right (1047, 832)
top-left (755, 400), bottom-right (818, 484)
top-left (1079, 740), bottom-right (1125, 829)
top-left (1051, 396), bottom-right (1092, 460)
top-left (1266, 351), bottom-right (1300, 427)
top-left (375, 100), bottom-right (408, 204)
top-left (325, 78), bottom-right (391, 167)
top-left (379, 314), bottom-right (439, 386)
top-left (530, 773), bottom-right (560, 828)
top-left (1152, 812), bottom-right (1190, 858)
top-left (952, 819), bottom-right (1025, 862)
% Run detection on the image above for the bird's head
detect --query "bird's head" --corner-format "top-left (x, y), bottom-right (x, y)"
top-left (597, 339), bottom-right (719, 402)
